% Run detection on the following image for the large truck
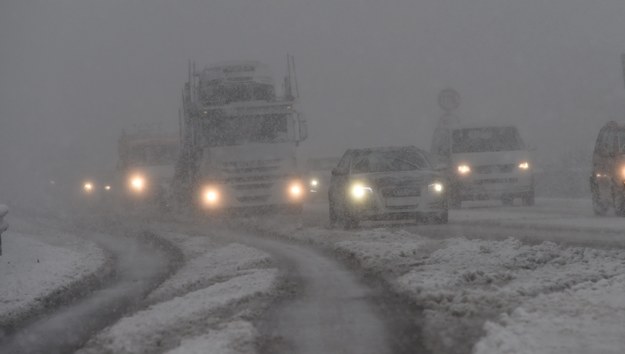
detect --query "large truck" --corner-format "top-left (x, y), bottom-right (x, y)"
top-left (173, 59), bottom-right (308, 212)
top-left (117, 130), bottom-right (179, 209)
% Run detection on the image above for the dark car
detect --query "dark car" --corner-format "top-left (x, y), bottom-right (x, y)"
top-left (590, 121), bottom-right (625, 216)
top-left (328, 146), bottom-right (448, 229)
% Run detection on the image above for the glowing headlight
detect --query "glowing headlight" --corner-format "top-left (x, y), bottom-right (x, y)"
top-left (429, 182), bottom-right (444, 193)
top-left (289, 181), bottom-right (304, 199)
top-left (310, 179), bottom-right (319, 187)
top-left (104, 185), bottom-right (111, 191)
top-left (350, 182), bottom-right (372, 200)
top-left (518, 161), bottom-right (530, 170)
top-left (457, 164), bottom-right (471, 175)
top-left (83, 182), bottom-right (94, 192)
top-left (621, 167), bottom-right (625, 180)
top-left (130, 175), bottom-right (145, 192)
top-left (202, 187), bottom-right (220, 206)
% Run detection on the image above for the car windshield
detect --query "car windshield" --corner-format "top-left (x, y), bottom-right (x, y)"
top-left (452, 127), bottom-right (524, 153)
top-left (351, 149), bottom-right (430, 173)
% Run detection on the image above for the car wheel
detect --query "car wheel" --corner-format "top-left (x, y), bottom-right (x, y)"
top-left (612, 185), bottom-right (625, 217)
top-left (521, 190), bottom-right (535, 206)
top-left (329, 199), bottom-right (338, 227)
top-left (428, 211), bottom-right (448, 224)
top-left (502, 195), bottom-right (514, 206)
top-left (449, 191), bottom-right (462, 209)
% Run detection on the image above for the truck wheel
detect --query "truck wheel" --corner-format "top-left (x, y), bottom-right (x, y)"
top-left (343, 212), bottom-right (360, 230)
top-left (592, 188), bottom-right (608, 216)
top-left (521, 190), bottom-right (535, 206)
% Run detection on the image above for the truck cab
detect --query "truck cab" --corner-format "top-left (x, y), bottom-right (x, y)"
top-left (176, 60), bottom-right (308, 213)
top-left (590, 121), bottom-right (625, 216)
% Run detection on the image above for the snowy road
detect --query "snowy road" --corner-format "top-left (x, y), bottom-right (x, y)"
top-left (0, 229), bottom-right (180, 354)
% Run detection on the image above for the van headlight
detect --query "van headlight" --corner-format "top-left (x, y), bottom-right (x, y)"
top-left (83, 181), bottom-right (94, 193)
top-left (457, 164), bottom-right (471, 175)
top-left (350, 182), bottom-right (373, 200)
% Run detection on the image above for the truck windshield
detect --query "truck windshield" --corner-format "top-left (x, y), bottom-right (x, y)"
top-left (202, 114), bottom-right (289, 146)
top-left (351, 149), bottom-right (430, 173)
top-left (452, 127), bottom-right (524, 153)
top-left (200, 82), bottom-right (275, 105)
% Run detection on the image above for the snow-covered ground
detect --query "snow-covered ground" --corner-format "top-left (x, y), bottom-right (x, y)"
top-left (243, 198), bottom-right (625, 354)
top-left (0, 216), bottom-right (107, 332)
top-left (79, 229), bottom-right (280, 354)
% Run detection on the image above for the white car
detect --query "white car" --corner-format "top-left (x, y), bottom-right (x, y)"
top-left (431, 125), bottom-right (534, 207)
top-left (328, 146), bottom-right (448, 229)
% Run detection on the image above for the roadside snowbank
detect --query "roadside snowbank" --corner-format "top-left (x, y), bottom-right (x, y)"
top-left (166, 320), bottom-right (258, 354)
top-left (245, 214), bottom-right (625, 354)
top-left (474, 274), bottom-right (625, 354)
top-left (0, 229), bottom-right (106, 331)
top-left (81, 268), bottom-right (277, 354)
top-left (147, 243), bottom-right (272, 304)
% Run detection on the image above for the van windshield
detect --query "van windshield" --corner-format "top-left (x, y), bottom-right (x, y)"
top-left (452, 127), bottom-right (524, 153)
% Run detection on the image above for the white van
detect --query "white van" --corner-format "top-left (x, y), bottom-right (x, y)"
top-left (431, 124), bottom-right (534, 208)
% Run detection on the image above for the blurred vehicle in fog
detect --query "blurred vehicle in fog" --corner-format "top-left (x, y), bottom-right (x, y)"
top-left (173, 59), bottom-right (308, 214)
top-left (431, 124), bottom-right (534, 208)
top-left (328, 146), bottom-right (448, 229)
top-left (305, 157), bottom-right (340, 199)
top-left (590, 121), bottom-right (625, 216)
top-left (117, 131), bottom-right (179, 210)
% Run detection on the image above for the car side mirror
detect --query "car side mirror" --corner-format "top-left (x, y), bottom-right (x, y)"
top-left (331, 168), bottom-right (345, 177)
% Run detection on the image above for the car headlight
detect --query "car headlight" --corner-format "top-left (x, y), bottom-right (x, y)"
top-left (350, 182), bottom-right (373, 200)
top-left (202, 186), bottom-right (220, 207)
top-left (129, 175), bottom-right (146, 192)
top-left (428, 182), bottom-right (444, 193)
top-left (518, 161), bottom-right (530, 170)
top-left (104, 185), bottom-right (112, 191)
top-left (310, 179), bottom-right (319, 187)
top-left (83, 181), bottom-right (94, 193)
top-left (288, 181), bottom-right (305, 200)
top-left (457, 164), bottom-right (471, 175)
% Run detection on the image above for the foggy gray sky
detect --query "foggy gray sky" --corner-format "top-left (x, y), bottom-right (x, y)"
top-left (2, 0), bottom-right (625, 193)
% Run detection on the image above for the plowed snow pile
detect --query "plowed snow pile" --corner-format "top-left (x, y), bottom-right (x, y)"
top-left (79, 234), bottom-right (279, 354)
top-left (248, 216), bottom-right (625, 354)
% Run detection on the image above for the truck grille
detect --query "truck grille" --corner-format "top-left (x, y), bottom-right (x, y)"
top-left (474, 164), bottom-right (516, 174)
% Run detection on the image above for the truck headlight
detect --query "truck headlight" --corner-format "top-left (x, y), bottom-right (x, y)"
top-left (457, 164), bottom-right (471, 175)
top-left (310, 179), bottom-right (319, 187)
top-left (518, 161), bottom-right (530, 170)
top-left (104, 185), bottom-right (112, 191)
top-left (202, 186), bottom-right (220, 206)
top-left (428, 182), bottom-right (444, 193)
top-left (129, 175), bottom-right (146, 192)
top-left (350, 182), bottom-right (372, 200)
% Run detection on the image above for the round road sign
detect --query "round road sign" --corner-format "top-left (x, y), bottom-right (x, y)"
top-left (438, 88), bottom-right (461, 112)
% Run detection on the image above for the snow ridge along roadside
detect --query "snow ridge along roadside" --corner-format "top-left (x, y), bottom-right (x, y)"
top-left (242, 213), bottom-right (625, 354)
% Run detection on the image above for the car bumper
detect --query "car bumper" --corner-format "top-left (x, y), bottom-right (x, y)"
top-left (348, 193), bottom-right (447, 220)
top-left (455, 173), bottom-right (534, 200)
